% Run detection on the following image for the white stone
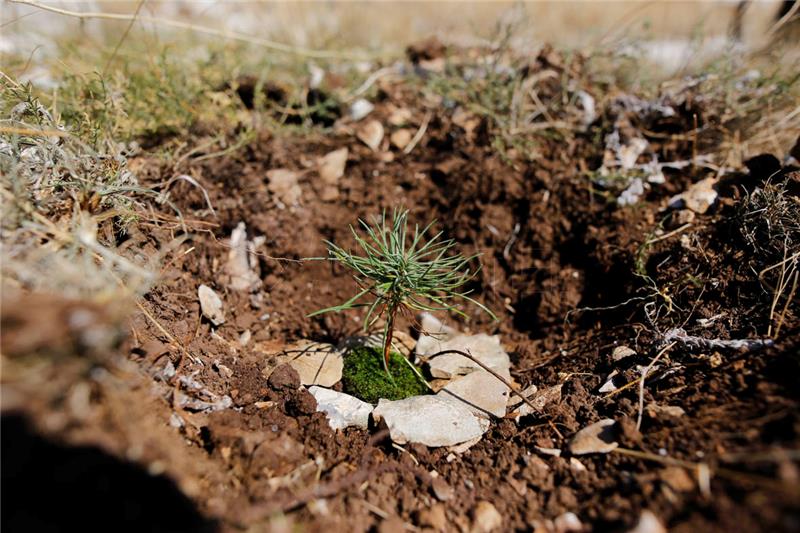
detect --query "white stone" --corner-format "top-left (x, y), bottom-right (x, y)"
top-left (668, 177), bottom-right (718, 214)
top-left (198, 284), bottom-right (225, 326)
top-left (426, 333), bottom-right (510, 380)
top-left (627, 510), bottom-right (667, 533)
top-left (415, 312), bottom-right (458, 356)
top-left (277, 341), bottom-right (343, 387)
top-left (612, 345), bottom-right (636, 361)
top-left (569, 419), bottom-right (619, 455)
top-left (308, 386), bottom-right (372, 431)
top-left (226, 222), bottom-right (262, 292)
top-left (438, 369), bottom-right (510, 419)
top-left (356, 119), bottom-right (384, 151)
top-left (318, 147), bottom-right (348, 185)
top-left (349, 98), bottom-right (374, 121)
top-left (372, 395), bottom-right (489, 447)
top-left (554, 512), bottom-right (583, 533)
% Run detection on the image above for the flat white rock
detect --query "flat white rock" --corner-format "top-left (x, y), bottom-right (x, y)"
top-left (415, 312), bottom-right (458, 356)
top-left (372, 395), bottom-right (489, 447)
top-left (277, 341), bottom-right (343, 387)
top-left (425, 333), bottom-right (511, 380)
top-left (198, 284), bottom-right (225, 326)
top-left (349, 98), bottom-right (374, 121)
top-left (438, 369), bottom-right (510, 418)
top-left (308, 386), bottom-right (372, 431)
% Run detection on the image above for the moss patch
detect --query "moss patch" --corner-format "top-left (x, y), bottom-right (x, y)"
top-left (342, 347), bottom-right (429, 404)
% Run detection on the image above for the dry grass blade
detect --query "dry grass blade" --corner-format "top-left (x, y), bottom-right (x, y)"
top-left (9, 0), bottom-right (369, 60)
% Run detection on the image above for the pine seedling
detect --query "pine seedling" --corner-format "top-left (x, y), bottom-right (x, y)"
top-left (310, 209), bottom-right (495, 374)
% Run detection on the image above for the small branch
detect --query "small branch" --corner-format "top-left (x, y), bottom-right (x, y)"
top-left (637, 341), bottom-right (675, 431)
top-left (403, 111), bottom-right (432, 155)
top-left (663, 328), bottom-right (774, 351)
top-left (9, 0), bottom-right (367, 60)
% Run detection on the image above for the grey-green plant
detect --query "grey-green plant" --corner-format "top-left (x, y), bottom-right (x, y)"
top-left (310, 209), bottom-right (494, 373)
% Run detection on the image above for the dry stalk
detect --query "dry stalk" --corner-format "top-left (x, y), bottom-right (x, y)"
top-left (9, 0), bottom-right (368, 60)
top-left (636, 341), bottom-right (675, 431)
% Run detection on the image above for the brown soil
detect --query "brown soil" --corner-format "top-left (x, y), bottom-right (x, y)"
top-left (3, 47), bottom-right (799, 532)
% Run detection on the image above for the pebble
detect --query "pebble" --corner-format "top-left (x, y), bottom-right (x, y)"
top-left (627, 510), bottom-right (666, 533)
top-left (349, 98), bottom-right (374, 121)
top-left (356, 119), bottom-right (384, 151)
top-left (472, 501), bottom-right (502, 533)
top-left (612, 345), bottom-right (636, 361)
top-left (198, 284), bottom-right (225, 326)
top-left (308, 386), bottom-right (372, 431)
top-left (569, 419), bottom-right (619, 455)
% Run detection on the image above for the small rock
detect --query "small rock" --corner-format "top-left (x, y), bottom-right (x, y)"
top-left (418, 504), bottom-right (447, 531)
top-left (472, 501), bottom-right (502, 533)
top-left (225, 222), bottom-right (263, 292)
top-left (569, 419), bottom-right (619, 455)
top-left (659, 466), bottom-right (695, 492)
top-left (669, 177), bottom-right (718, 214)
top-left (569, 457), bottom-right (587, 472)
top-left (388, 107), bottom-right (413, 126)
top-left (554, 512), bottom-right (583, 533)
top-left (198, 284), bottom-right (225, 326)
top-left (426, 334), bottom-right (511, 380)
top-left (612, 345), bottom-right (636, 361)
top-left (308, 386), bottom-right (372, 431)
top-left (511, 384), bottom-right (563, 420)
top-left (618, 138), bottom-right (649, 169)
top-left (320, 186), bottom-right (339, 202)
top-left (318, 147), bottom-right (348, 185)
top-left (288, 388), bottom-right (318, 415)
top-left (268, 363), bottom-right (300, 391)
top-left (267, 169), bottom-right (302, 206)
top-left (357, 119), bottom-right (384, 151)
top-left (507, 383), bottom-right (538, 407)
top-left (349, 98), bottom-right (374, 121)
top-left (438, 369), bottom-right (510, 418)
top-left (627, 510), bottom-right (666, 533)
top-left (277, 341), bottom-right (343, 387)
top-left (647, 404), bottom-right (686, 418)
top-left (415, 312), bottom-right (458, 355)
top-left (431, 476), bottom-right (455, 501)
top-left (390, 129), bottom-right (412, 150)
top-left (372, 395), bottom-right (489, 447)
top-left (617, 177), bottom-right (645, 206)
top-left (598, 370), bottom-right (623, 393)
top-left (239, 329), bottom-right (252, 347)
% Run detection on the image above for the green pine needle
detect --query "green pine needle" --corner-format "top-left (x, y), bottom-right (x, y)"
top-left (309, 209), bottom-right (495, 355)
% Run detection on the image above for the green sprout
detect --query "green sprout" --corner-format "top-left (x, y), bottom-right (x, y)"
top-left (310, 209), bottom-right (495, 373)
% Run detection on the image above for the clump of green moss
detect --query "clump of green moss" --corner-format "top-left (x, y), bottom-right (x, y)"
top-left (342, 347), bottom-right (429, 404)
